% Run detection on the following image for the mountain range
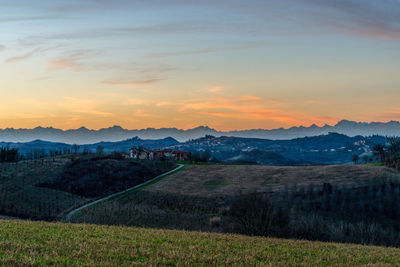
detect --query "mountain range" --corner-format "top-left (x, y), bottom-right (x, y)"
top-left (0, 120), bottom-right (399, 144)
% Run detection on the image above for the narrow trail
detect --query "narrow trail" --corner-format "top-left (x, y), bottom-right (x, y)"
top-left (63, 164), bottom-right (184, 223)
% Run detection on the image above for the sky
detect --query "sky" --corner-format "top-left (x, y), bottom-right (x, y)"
top-left (0, 0), bottom-right (399, 130)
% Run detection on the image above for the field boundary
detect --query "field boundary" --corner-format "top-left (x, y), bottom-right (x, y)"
top-left (63, 164), bottom-right (184, 222)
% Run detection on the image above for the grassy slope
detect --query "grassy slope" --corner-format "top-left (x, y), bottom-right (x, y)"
top-left (73, 164), bottom-right (400, 230)
top-left (147, 164), bottom-right (400, 197)
top-left (1, 220), bottom-right (400, 266)
top-left (0, 159), bottom-right (88, 220)
top-left (0, 157), bottom-right (175, 220)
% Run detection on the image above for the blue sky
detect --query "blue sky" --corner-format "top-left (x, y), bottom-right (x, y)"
top-left (0, 0), bottom-right (399, 130)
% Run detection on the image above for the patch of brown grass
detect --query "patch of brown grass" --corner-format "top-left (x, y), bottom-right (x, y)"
top-left (147, 164), bottom-right (400, 196)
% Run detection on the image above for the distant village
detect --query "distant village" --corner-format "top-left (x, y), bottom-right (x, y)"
top-left (129, 147), bottom-right (190, 161)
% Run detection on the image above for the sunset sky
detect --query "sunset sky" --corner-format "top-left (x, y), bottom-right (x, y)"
top-left (0, 0), bottom-right (399, 130)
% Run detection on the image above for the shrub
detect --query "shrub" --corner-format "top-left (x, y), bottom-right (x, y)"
top-left (229, 192), bottom-right (289, 237)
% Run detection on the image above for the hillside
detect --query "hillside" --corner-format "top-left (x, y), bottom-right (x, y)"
top-left (0, 136), bottom-right (179, 157)
top-left (146, 164), bottom-right (398, 196)
top-left (1, 219), bottom-right (400, 266)
top-left (169, 133), bottom-right (386, 165)
top-left (73, 164), bottom-right (400, 247)
top-left (0, 156), bottom-right (174, 220)
top-left (0, 133), bottom-right (387, 165)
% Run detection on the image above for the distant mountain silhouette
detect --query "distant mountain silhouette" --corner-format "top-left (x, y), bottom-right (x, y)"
top-left (0, 120), bottom-right (399, 144)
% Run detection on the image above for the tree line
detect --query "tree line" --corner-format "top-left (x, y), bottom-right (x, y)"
top-left (373, 137), bottom-right (400, 169)
top-left (0, 147), bottom-right (20, 162)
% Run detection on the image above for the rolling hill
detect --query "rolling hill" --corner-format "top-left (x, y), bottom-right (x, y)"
top-left (72, 163), bottom-right (400, 248)
top-left (169, 133), bottom-right (386, 165)
top-left (0, 136), bottom-right (179, 156)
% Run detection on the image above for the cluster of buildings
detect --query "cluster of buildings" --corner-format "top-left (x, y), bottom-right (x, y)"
top-left (129, 147), bottom-right (190, 161)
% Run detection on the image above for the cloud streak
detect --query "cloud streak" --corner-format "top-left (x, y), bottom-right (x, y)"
top-left (173, 95), bottom-right (338, 126)
top-left (47, 49), bottom-right (94, 71)
top-left (300, 0), bottom-right (400, 40)
top-left (102, 78), bottom-right (162, 87)
top-left (59, 97), bottom-right (113, 117)
top-left (0, 15), bottom-right (59, 23)
top-left (5, 48), bottom-right (41, 63)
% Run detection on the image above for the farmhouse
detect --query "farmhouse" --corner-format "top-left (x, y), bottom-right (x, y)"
top-left (129, 148), bottom-right (154, 160)
top-left (130, 147), bottom-right (190, 161)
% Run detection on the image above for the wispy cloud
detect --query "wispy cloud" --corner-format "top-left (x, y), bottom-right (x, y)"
top-left (207, 85), bottom-right (224, 93)
top-left (47, 49), bottom-right (94, 71)
top-left (5, 48), bottom-right (41, 63)
top-left (155, 101), bottom-right (177, 107)
top-left (123, 98), bottom-right (147, 106)
top-left (0, 15), bottom-right (58, 23)
top-left (102, 78), bottom-right (162, 87)
top-left (134, 109), bottom-right (154, 117)
top-left (378, 107), bottom-right (400, 120)
top-left (299, 0), bottom-right (400, 41)
top-left (177, 95), bottom-right (338, 126)
top-left (144, 42), bottom-right (268, 59)
top-left (59, 97), bottom-right (113, 117)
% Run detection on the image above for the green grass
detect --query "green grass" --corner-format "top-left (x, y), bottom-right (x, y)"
top-left (1, 219), bottom-right (400, 266)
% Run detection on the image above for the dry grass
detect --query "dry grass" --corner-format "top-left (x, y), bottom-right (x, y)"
top-left (1, 219), bottom-right (400, 266)
top-left (0, 216), bottom-right (17, 220)
top-left (147, 164), bottom-right (399, 197)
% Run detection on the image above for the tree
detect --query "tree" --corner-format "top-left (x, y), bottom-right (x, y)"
top-left (387, 137), bottom-right (400, 169)
top-left (72, 144), bottom-right (80, 154)
top-left (201, 151), bottom-right (210, 162)
top-left (191, 153), bottom-right (201, 162)
top-left (352, 154), bottom-right (359, 165)
top-left (0, 147), bottom-right (19, 162)
top-left (96, 145), bottom-right (104, 155)
top-left (372, 144), bottom-right (386, 162)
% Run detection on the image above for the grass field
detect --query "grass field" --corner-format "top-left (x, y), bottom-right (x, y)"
top-left (1, 219), bottom-right (400, 266)
top-left (147, 164), bottom-right (400, 196)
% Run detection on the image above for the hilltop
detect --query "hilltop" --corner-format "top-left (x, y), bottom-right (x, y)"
top-left (169, 133), bottom-right (386, 164)
top-left (1, 219), bottom-right (400, 266)
top-left (0, 132), bottom-right (387, 165)
top-left (0, 136), bottom-right (179, 156)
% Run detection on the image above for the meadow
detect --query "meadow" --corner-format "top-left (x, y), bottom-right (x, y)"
top-left (1, 219), bottom-right (400, 266)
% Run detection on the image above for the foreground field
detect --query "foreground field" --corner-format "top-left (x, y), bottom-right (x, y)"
top-left (1, 219), bottom-right (400, 266)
